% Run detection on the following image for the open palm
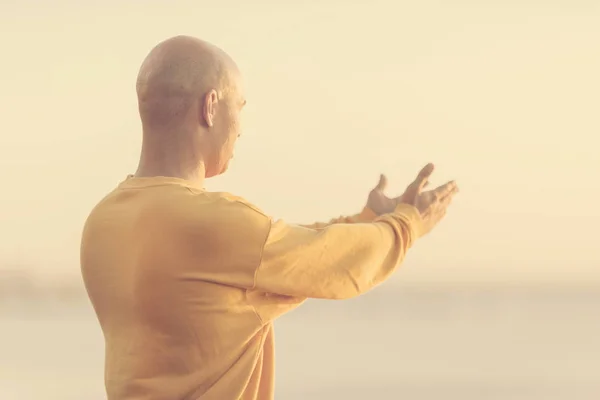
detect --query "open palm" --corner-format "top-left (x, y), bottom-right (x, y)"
top-left (366, 163), bottom-right (435, 216)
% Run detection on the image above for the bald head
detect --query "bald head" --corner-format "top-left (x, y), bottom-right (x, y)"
top-left (136, 35), bottom-right (242, 129)
top-left (134, 36), bottom-right (246, 180)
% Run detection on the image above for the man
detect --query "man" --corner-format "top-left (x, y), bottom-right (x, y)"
top-left (80, 35), bottom-right (458, 400)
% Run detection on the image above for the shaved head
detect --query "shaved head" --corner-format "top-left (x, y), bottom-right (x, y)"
top-left (134, 36), bottom-right (246, 181)
top-left (136, 35), bottom-right (241, 128)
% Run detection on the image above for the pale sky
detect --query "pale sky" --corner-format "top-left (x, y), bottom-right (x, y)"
top-left (1, 0), bottom-right (598, 284)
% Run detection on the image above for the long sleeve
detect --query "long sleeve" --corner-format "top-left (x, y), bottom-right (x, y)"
top-left (300, 207), bottom-right (378, 229)
top-left (253, 203), bottom-right (423, 300)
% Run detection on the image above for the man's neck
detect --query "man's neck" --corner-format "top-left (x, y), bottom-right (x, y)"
top-left (135, 155), bottom-right (206, 188)
top-left (135, 125), bottom-right (209, 188)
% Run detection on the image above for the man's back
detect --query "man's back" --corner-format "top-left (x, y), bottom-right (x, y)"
top-left (81, 176), bottom-right (281, 399)
top-left (81, 174), bottom-right (438, 400)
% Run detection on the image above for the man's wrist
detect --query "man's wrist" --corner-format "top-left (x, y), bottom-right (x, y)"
top-left (391, 203), bottom-right (424, 240)
top-left (357, 206), bottom-right (378, 222)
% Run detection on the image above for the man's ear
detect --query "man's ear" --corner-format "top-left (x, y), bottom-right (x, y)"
top-left (202, 89), bottom-right (219, 127)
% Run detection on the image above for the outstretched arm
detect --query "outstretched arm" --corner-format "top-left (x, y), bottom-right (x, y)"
top-left (252, 163), bottom-right (456, 300)
top-left (254, 203), bottom-right (423, 300)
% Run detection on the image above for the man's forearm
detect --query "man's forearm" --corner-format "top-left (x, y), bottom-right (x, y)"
top-left (254, 204), bottom-right (423, 300)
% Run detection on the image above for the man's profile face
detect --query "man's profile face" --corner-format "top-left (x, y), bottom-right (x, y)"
top-left (204, 79), bottom-right (245, 177)
top-left (217, 92), bottom-right (245, 174)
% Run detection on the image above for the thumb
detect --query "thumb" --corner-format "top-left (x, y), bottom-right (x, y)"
top-left (413, 163), bottom-right (435, 190)
top-left (375, 174), bottom-right (388, 191)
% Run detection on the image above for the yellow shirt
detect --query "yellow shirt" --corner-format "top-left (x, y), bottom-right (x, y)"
top-left (80, 176), bottom-right (423, 400)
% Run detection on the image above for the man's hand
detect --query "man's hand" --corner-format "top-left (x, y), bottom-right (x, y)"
top-left (366, 174), bottom-right (399, 216)
top-left (366, 163), bottom-right (436, 215)
top-left (399, 163), bottom-right (459, 236)
top-left (396, 163), bottom-right (435, 206)
top-left (366, 163), bottom-right (459, 235)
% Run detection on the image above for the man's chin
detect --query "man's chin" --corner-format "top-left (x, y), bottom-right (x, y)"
top-left (206, 159), bottom-right (232, 178)
top-left (220, 160), bottom-right (231, 174)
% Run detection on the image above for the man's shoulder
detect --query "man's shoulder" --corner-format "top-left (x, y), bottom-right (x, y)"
top-left (184, 189), bottom-right (267, 216)
top-left (207, 191), bottom-right (268, 217)
top-left (184, 189), bottom-right (272, 230)
top-left (180, 191), bottom-right (273, 252)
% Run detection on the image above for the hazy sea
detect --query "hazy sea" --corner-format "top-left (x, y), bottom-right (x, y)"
top-left (1, 284), bottom-right (599, 400)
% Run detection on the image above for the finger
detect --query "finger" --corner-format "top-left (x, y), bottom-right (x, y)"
top-left (433, 180), bottom-right (458, 200)
top-left (375, 174), bottom-right (388, 191)
top-left (412, 163), bottom-right (435, 190)
top-left (440, 191), bottom-right (456, 205)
